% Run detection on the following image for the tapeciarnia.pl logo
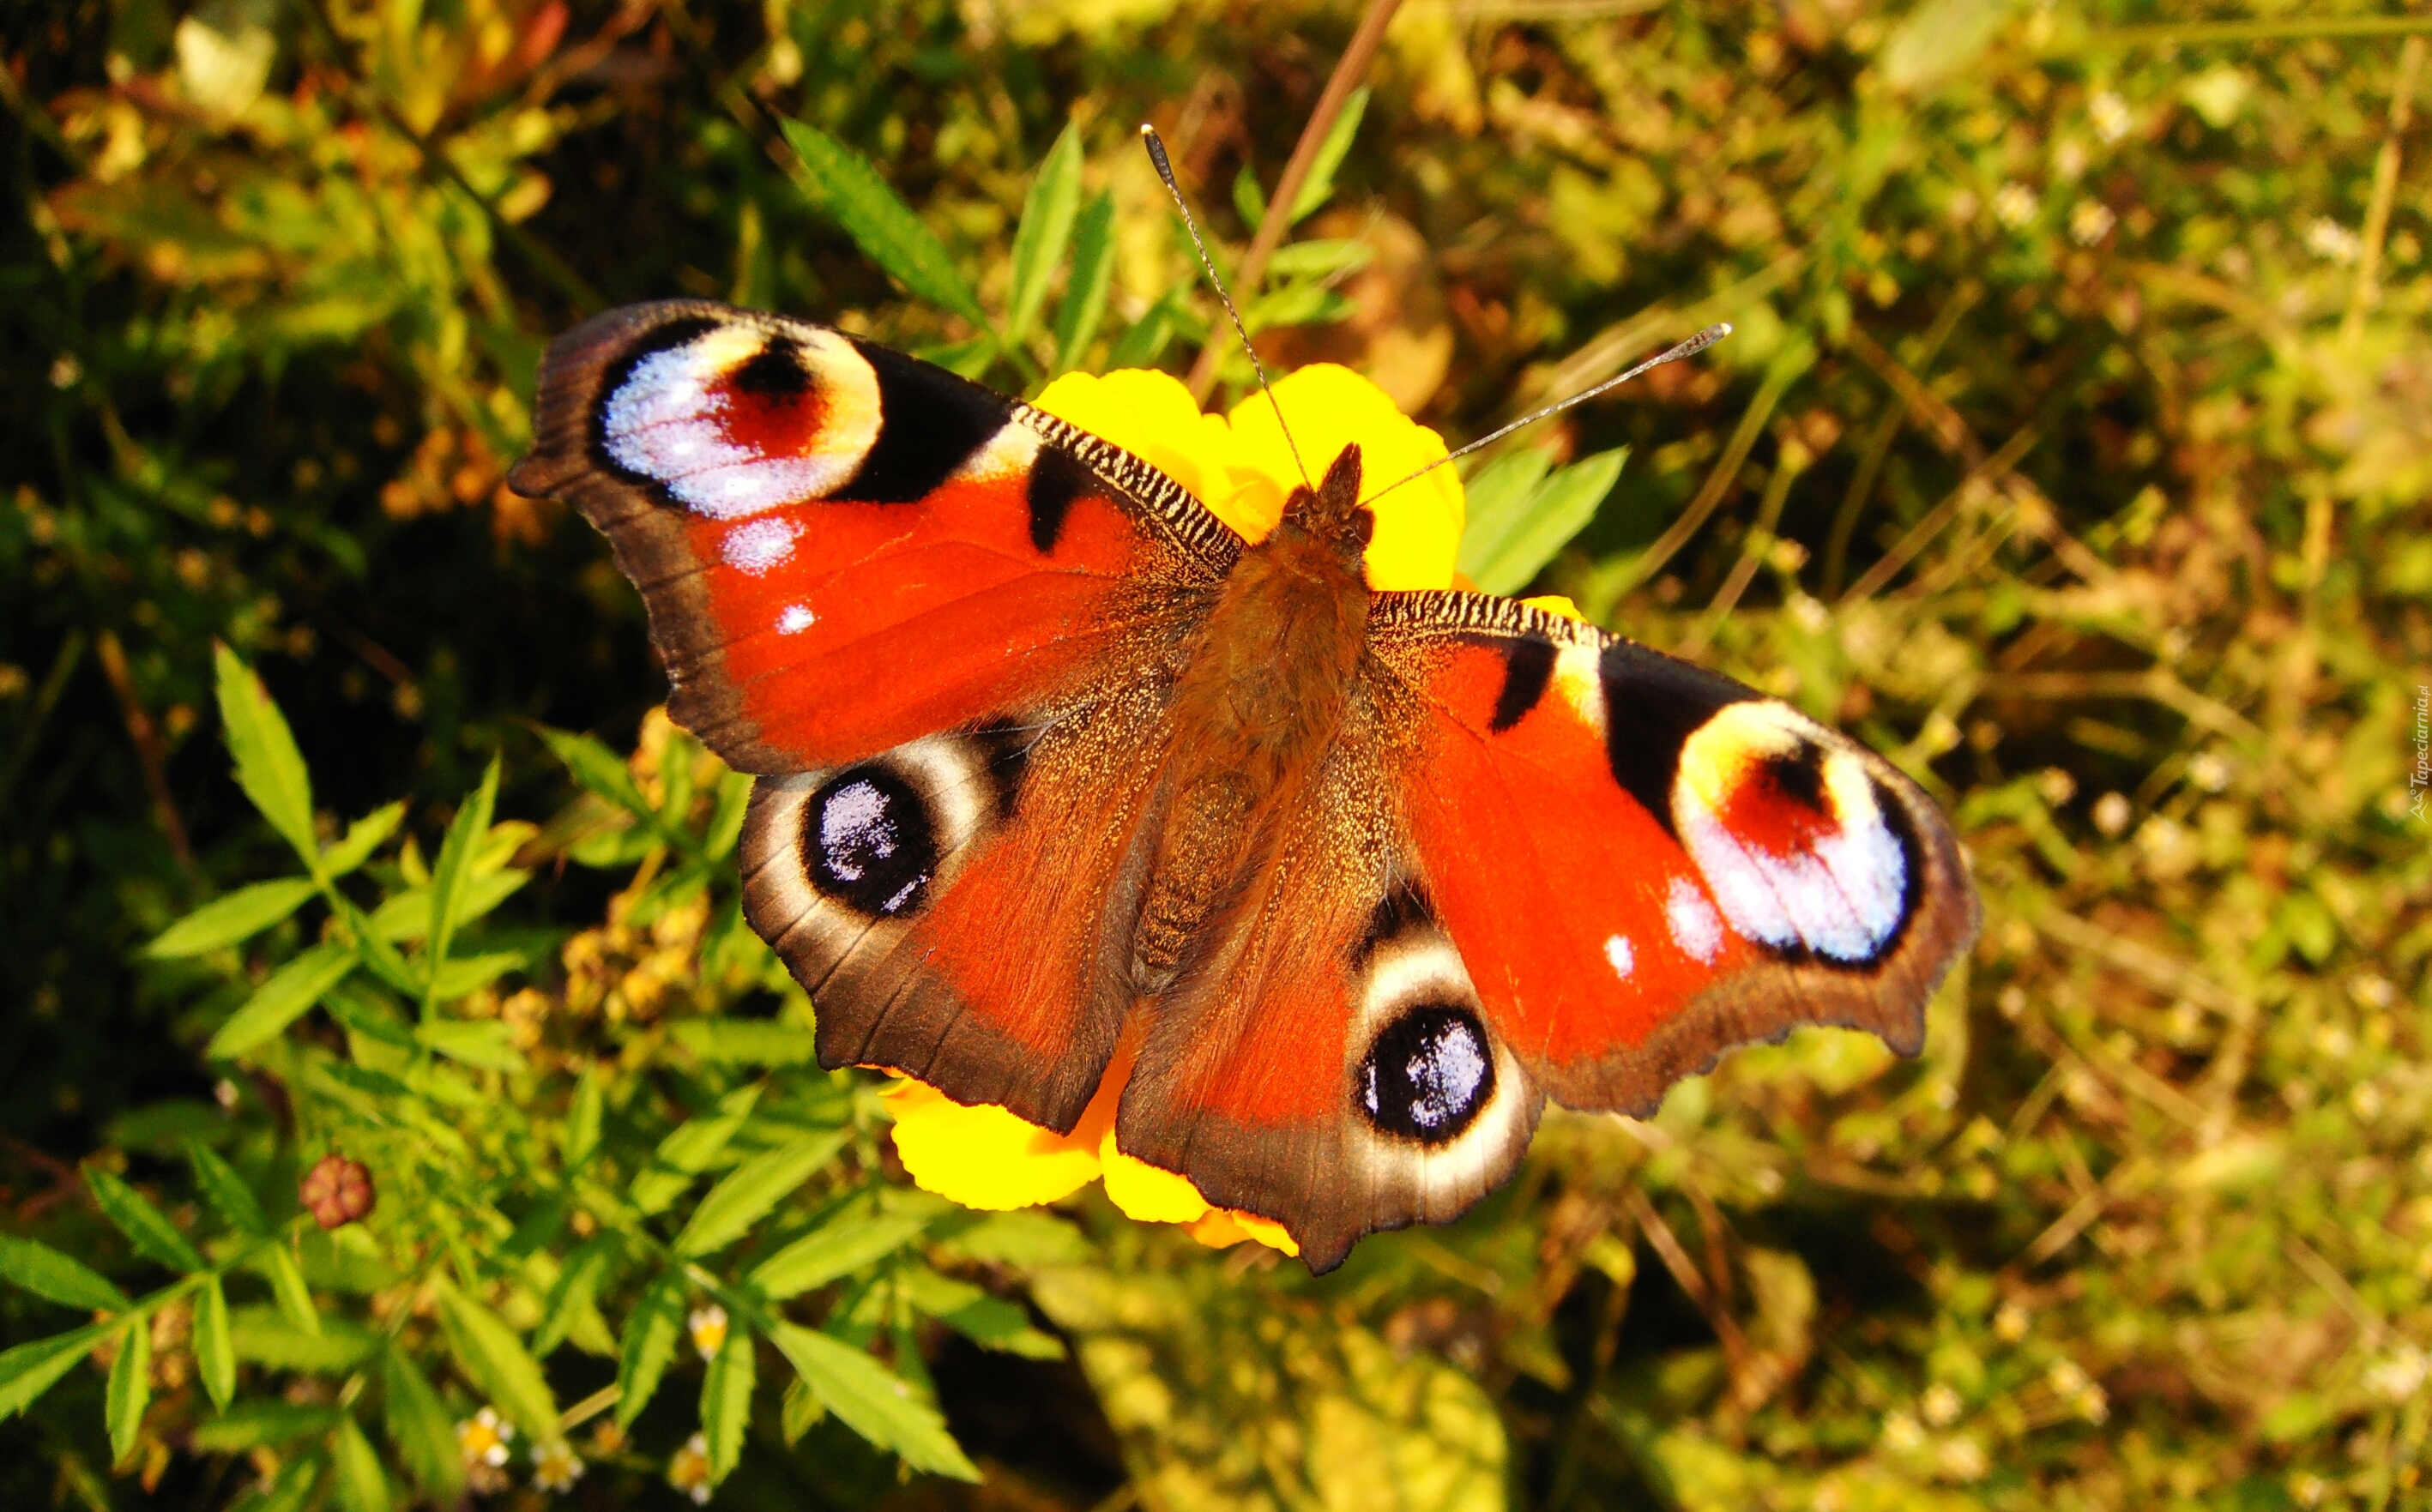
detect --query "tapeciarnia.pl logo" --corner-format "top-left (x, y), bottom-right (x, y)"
top-left (2413, 684), bottom-right (2429, 823)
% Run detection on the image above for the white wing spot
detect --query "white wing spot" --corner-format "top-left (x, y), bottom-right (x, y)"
top-left (1666, 877), bottom-right (1724, 963)
top-left (721, 516), bottom-right (800, 574)
top-left (818, 779), bottom-right (892, 883)
top-left (1602, 933), bottom-right (1636, 980)
top-left (775, 602), bottom-right (817, 635)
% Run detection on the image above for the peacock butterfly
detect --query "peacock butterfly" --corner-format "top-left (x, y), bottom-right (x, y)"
top-left (507, 299), bottom-right (1978, 1272)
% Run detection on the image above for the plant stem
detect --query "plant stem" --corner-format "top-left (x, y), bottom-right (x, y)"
top-left (1185, 0), bottom-right (1404, 401)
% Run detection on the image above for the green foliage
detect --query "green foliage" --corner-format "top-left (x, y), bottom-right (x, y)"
top-left (7, 0), bottom-right (2431, 1508)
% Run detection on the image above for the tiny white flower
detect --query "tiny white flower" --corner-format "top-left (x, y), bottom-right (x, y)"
top-left (1921, 1382), bottom-right (1963, 1426)
top-left (2306, 217), bottom-right (2362, 266)
top-left (2069, 200), bottom-right (2116, 246)
top-left (2091, 792), bottom-right (2131, 836)
top-left (689, 1304), bottom-right (729, 1360)
top-left (1880, 1411), bottom-right (1927, 1451)
top-left (2089, 91), bottom-right (2132, 144)
top-left (2188, 751), bottom-right (2232, 792)
top-left (1934, 1434), bottom-right (1989, 1480)
top-left (1994, 182), bottom-right (2039, 230)
top-left (2364, 1345), bottom-right (2429, 1401)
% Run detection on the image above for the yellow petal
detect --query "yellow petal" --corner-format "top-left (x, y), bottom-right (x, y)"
top-left (1100, 1136), bottom-right (1212, 1224)
top-left (1519, 593), bottom-right (1587, 621)
top-left (883, 1078), bottom-right (1101, 1209)
top-left (1031, 370), bottom-right (1270, 542)
top-left (1185, 1207), bottom-right (1300, 1257)
top-left (1228, 364), bottom-right (1464, 591)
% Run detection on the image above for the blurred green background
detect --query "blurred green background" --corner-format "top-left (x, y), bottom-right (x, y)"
top-left (3, 0), bottom-right (2429, 1508)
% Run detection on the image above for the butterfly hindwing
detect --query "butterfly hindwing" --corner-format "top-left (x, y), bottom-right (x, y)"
top-left (1367, 592), bottom-right (1978, 1117)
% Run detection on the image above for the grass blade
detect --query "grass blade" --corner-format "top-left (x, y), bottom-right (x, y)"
top-left (1053, 192), bottom-right (1116, 374)
top-left (778, 117), bottom-right (989, 328)
top-left (1006, 122), bottom-right (1083, 344)
top-left (1289, 85), bottom-right (1368, 224)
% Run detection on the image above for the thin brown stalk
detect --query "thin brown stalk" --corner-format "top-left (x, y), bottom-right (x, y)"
top-left (96, 630), bottom-right (194, 870)
top-left (2341, 36), bottom-right (2425, 347)
top-left (1838, 425), bottom-right (2037, 605)
top-left (1823, 289), bottom-right (1976, 596)
top-left (1616, 352), bottom-right (1806, 597)
top-left (1626, 1190), bottom-right (1750, 1375)
top-left (1184, 0), bottom-right (1404, 401)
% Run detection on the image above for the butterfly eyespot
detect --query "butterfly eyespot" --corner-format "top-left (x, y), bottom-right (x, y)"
top-left (805, 766), bottom-right (938, 919)
top-left (1356, 1003), bottom-right (1495, 1145)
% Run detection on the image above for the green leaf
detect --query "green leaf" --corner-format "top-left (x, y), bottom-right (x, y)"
top-left (1459, 447), bottom-right (1630, 595)
top-left (700, 1323), bottom-right (756, 1485)
top-left (614, 1274), bottom-right (686, 1430)
top-left (263, 1243), bottom-right (322, 1336)
top-left (84, 1166), bottom-right (205, 1272)
top-left (214, 644), bottom-right (320, 866)
top-left (208, 943), bottom-right (358, 1059)
top-left (561, 1065), bottom-right (603, 1170)
top-left (106, 1317), bottom-right (150, 1464)
top-left (1005, 122), bottom-right (1084, 344)
top-left (0, 1233), bottom-right (130, 1311)
top-left (332, 1415), bottom-right (393, 1512)
top-left (230, 1306), bottom-right (380, 1372)
top-left (147, 877), bottom-right (318, 958)
top-left (631, 1083), bottom-right (761, 1215)
top-left (196, 1275), bottom-right (236, 1410)
top-left (674, 1129), bottom-right (848, 1257)
top-left (0, 1324), bottom-right (106, 1419)
top-left (1107, 287), bottom-right (1184, 369)
top-left (1232, 162), bottom-right (1267, 230)
top-left (1053, 192), bottom-right (1117, 373)
top-left (1264, 238), bottom-right (1373, 280)
top-left (703, 770), bottom-right (751, 859)
top-left (414, 1018), bottom-right (528, 1073)
top-left (246, 1453), bottom-right (327, 1512)
top-left (367, 870), bottom-right (527, 942)
top-left (533, 1236), bottom-right (614, 1357)
top-left (538, 727), bottom-right (656, 826)
top-left (1290, 85), bottom-right (1369, 224)
top-left (425, 756), bottom-right (501, 982)
top-left (427, 951), bottom-right (526, 1001)
top-left (322, 801), bottom-right (405, 877)
top-left (769, 1322), bottom-right (979, 1480)
top-left (381, 1348), bottom-right (464, 1503)
top-left (1243, 281), bottom-right (1352, 332)
top-left (187, 1139), bottom-right (270, 1237)
top-left (323, 982), bottom-right (416, 1049)
top-left (777, 117), bottom-right (989, 328)
top-left (898, 1268), bottom-right (1063, 1359)
top-left (781, 1376), bottom-right (825, 1444)
top-left (433, 1278), bottom-right (558, 1443)
top-left (191, 1401), bottom-right (342, 1451)
top-left (751, 1208), bottom-right (932, 1300)
top-left (671, 1018), bottom-right (818, 1066)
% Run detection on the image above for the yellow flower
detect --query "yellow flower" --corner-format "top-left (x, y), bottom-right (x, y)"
top-left (687, 1303), bottom-right (727, 1360)
top-left (885, 365), bottom-right (1584, 1254)
top-left (667, 1431), bottom-right (713, 1504)
top-left (456, 1406), bottom-right (513, 1468)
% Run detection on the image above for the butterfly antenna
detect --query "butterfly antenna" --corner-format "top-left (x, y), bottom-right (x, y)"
top-left (1140, 123), bottom-right (1312, 490)
top-left (1362, 322), bottom-right (1735, 507)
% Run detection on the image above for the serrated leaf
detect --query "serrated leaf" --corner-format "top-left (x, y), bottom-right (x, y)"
top-left (781, 1376), bottom-right (825, 1444)
top-left (671, 1018), bottom-right (818, 1066)
top-left (631, 1084), bottom-right (760, 1215)
top-left (208, 943), bottom-right (358, 1059)
top-left (561, 1066), bottom-right (603, 1170)
top-left (1005, 122), bottom-right (1083, 343)
top-left (106, 1317), bottom-right (150, 1464)
top-left (322, 801), bottom-right (405, 876)
top-left (382, 1348), bottom-right (463, 1502)
top-left (147, 877), bottom-right (318, 958)
top-left (751, 1208), bottom-right (931, 1300)
top-left (539, 727), bottom-right (656, 825)
top-left (778, 117), bottom-right (988, 327)
top-left (425, 756), bottom-right (500, 982)
top-left (1459, 447), bottom-right (1629, 595)
top-left (366, 870), bottom-right (527, 942)
top-left (0, 1233), bottom-right (130, 1311)
top-left (229, 1306), bottom-right (380, 1372)
top-left (214, 645), bottom-right (319, 866)
top-left (897, 1268), bottom-right (1063, 1359)
top-left (414, 1019), bottom-right (528, 1073)
top-left (1290, 85), bottom-right (1369, 224)
top-left (614, 1274), bottom-right (685, 1430)
top-left (433, 1278), bottom-right (558, 1443)
top-left (191, 1400), bottom-right (342, 1451)
top-left (533, 1235), bottom-right (614, 1357)
top-left (674, 1129), bottom-right (848, 1257)
top-left (332, 1415), bottom-right (392, 1512)
top-left (700, 1323), bottom-right (756, 1485)
top-left (263, 1243), bottom-right (321, 1336)
top-left (1053, 192), bottom-right (1116, 373)
top-left (769, 1322), bottom-right (978, 1480)
top-left (932, 1209), bottom-right (1088, 1268)
top-left (196, 1274), bottom-right (236, 1410)
top-left (427, 951), bottom-right (525, 1000)
top-left (187, 1139), bottom-right (269, 1236)
top-left (323, 982), bottom-right (415, 1048)
top-left (84, 1166), bottom-right (205, 1272)
top-left (0, 1324), bottom-right (104, 1419)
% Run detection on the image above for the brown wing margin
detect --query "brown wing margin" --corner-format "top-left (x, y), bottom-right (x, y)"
top-left (1367, 588), bottom-right (1980, 1120)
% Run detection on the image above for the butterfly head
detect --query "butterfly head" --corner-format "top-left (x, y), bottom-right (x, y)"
top-left (1280, 441), bottom-right (1375, 562)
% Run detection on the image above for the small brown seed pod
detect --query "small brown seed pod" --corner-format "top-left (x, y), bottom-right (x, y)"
top-left (299, 1154), bottom-right (374, 1229)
